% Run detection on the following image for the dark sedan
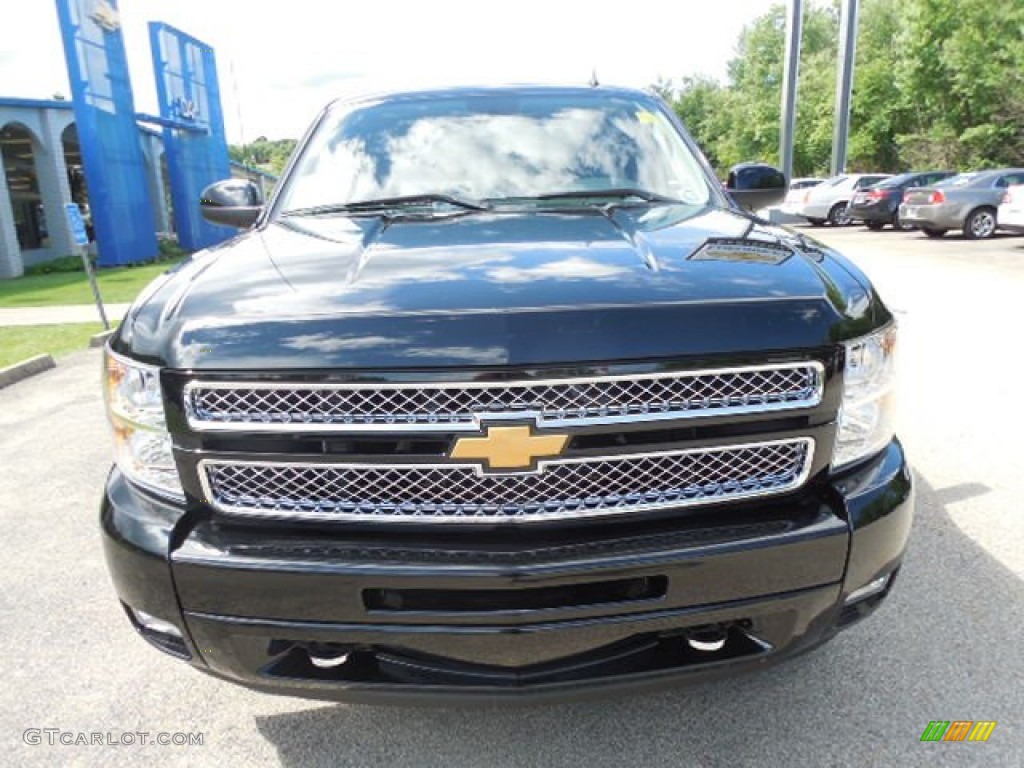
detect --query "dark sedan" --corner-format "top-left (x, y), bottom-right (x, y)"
top-left (848, 171), bottom-right (954, 230)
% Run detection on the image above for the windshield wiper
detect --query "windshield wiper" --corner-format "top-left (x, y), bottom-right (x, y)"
top-left (528, 188), bottom-right (682, 204)
top-left (283, 194), bottom-right (488, 217)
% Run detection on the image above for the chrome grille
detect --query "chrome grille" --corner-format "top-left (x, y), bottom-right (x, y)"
top-left (199, 438), bottom-right (814, 523)
top-left (185, 363), bottom-right (824, 432)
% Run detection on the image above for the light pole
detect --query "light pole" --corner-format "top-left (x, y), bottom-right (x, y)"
top-left (779, 0), bottom-right (804, 182)
top-left (831, 0), bottom-right (860, 176)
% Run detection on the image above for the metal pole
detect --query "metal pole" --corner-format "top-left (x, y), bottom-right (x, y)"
top-left (831, 0), bottom-right (859, 176)
top-left (779, 0), bottom-right (803, 182)
top-left (79, 246), bottom-right (110, 330)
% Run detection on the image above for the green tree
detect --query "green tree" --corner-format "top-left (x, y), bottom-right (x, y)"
top-left (661, 0), bottom-right (1024, 177)
top-left (662, 76), bottom-right (731, 170)
top-left (895, 0), bottom-right (1024, 168)
top-left (229, 138), bottom-right (298, 176)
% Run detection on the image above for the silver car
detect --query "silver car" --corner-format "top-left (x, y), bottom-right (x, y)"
top-left (899, 169), bottom-right (1024, 239)
top-left (794, 173), bottom-right (891, 226)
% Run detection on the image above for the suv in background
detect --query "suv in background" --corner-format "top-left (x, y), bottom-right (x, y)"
top-left (900, 169), bottom-right (1024, 239)
top-left (794, 173), bottom-right (891, 227)
top-left (848, 171), bottom-right (955, 230)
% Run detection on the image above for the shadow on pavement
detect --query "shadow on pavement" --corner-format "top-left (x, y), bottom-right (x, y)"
top-left (254, 474), bottom-right (1022, 767)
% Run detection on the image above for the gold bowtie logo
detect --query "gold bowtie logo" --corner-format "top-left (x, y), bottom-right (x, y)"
top-left (450, 425), bottom-right (569, 472)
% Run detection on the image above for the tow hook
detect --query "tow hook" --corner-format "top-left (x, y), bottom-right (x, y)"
top-left (684, 624), bottom-right (729, 652)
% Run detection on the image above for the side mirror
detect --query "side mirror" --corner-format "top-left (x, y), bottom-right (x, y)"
top-left (200, 179), bottom-right (263, 229)
top-left (726, 163), bottom-right (788, 212)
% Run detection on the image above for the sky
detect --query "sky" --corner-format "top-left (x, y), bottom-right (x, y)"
top-left (0, 0), bottom-right (781, 143)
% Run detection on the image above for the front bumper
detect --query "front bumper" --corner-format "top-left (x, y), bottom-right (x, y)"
top-left (101, 440), bottom-right (913, 704)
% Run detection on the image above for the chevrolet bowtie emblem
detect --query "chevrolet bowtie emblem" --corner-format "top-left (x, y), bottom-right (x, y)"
top-left (89, 0), bottom-right (121, 32)
top-left (450, 425), bottom-right (569, 472)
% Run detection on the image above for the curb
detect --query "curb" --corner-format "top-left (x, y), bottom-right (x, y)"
top-left (0, 354), bottom-right (56, 390)
top-left (89, 330), bottom-right (115, 348)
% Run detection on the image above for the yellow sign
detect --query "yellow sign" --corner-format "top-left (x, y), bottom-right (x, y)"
top-left (450, 425), bottom-right (569, 471)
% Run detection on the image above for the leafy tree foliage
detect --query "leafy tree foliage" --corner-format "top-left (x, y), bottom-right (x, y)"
top-left (660, 0), bottom-right (1024, 176)
top-left (228, 138), bottom-right (298, 176)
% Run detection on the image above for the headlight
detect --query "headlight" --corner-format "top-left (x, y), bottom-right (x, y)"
top-left (103, 348), bottom-right (183, 499)
top-left (833, 324), bottom-right (898, 469)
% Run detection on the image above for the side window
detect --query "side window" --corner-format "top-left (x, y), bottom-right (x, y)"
top-left (995, 176), bottom-right (1011, 189)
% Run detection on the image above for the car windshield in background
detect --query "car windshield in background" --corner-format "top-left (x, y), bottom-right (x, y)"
top-left (875, 174), bottom-right (917, 188)
top-left (277, 92), bottom-right (713, 214)
top-left (938, 173), bottom-right (981, 188)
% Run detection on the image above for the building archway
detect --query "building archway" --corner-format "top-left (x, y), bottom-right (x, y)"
top-left (61, 122), bottom-right (93, 241)
top-left (1, 122), bottom-right (46, 250)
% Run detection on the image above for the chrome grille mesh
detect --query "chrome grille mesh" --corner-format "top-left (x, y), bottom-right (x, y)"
top-left (185, 363), bottom-right (823, 432)
top-left (200, 439), bottom-right (814, 523)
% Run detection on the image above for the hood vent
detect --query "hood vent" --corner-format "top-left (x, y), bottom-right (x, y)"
top-left (689, 238), bottom-right (794, 265)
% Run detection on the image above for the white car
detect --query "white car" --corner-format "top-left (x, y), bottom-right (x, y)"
top-left (779, 178), bottom-right (826, 216)
top-left (998, 184), bottom-right (1024, 233)
top-left (793, 173), bottom-right (891, 226)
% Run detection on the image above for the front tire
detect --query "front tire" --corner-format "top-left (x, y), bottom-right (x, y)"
top-left (828, 202), bottom-right (852, 227)
top-left (964, 207), bottom-right (997, 240)
top-left (923, 227), bottom-right (947, 238)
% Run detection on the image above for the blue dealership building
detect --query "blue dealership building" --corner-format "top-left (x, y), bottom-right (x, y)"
top-left (0, 1), bottom-right (269, 280)
top-left (0, 96), bottom-right (272, 279)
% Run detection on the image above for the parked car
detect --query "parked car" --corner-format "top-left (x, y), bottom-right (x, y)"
top-left (997, 185), bottom-right (1024, 234)
top-left (848, 171), bottom-right (955, 230)
top-left (100, 85), bottom-right (911, 703)
top-left (794, 173), bottom-right (891, 226)
top-left (900, 168), bottom-right (1024, 239)
top-left (779, 177), bottom-right (826, 216)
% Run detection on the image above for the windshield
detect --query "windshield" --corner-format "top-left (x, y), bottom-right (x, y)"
top-left (938, 173), bottom-right (981, 188)
top-left (875, 174), bottom-right (915, 189)
top-left (277, 91), bottom-right (713, 213)
top-left (819, 175), bottom-right (848, 189)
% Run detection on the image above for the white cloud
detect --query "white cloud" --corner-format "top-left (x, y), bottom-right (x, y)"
top-left (0, 1), bottom-right (779, 142)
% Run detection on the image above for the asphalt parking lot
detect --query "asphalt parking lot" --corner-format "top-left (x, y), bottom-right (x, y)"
top-left (2, 224), bottom-right (1022, 767)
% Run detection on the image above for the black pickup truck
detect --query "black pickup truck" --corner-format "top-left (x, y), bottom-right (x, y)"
top-left (101, 85), bottom-right (912, 704)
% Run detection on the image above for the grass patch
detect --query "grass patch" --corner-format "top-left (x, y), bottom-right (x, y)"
top-left (0, 323), bottom-right (105, 368)
top-left (0, 261), bottom-right (176, 308)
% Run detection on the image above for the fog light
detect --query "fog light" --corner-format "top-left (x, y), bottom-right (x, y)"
top-left (844, 574), bottom-right (890, 605)
top-left (129, 607), bottom-right (184, 639)
top-left (123, 604), bottom-right (191, 659)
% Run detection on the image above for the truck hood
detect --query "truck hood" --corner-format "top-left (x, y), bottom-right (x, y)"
top-left (117, 205), bottom-right (882, 369)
